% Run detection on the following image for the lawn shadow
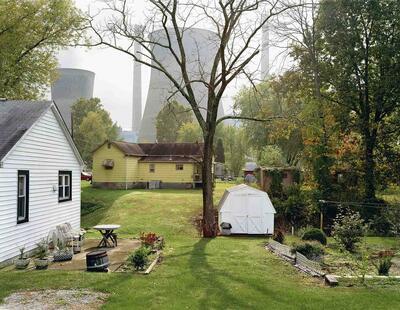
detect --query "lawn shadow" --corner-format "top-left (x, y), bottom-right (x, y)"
top-left (188, 237), bottom-right (287, 309)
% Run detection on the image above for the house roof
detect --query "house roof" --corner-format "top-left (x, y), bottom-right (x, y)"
top-left (112, 141), bottom-right (145, 156)
top-left (0, 100), bottom-right (52, 161)
top-left (98, 141), bottom-right (204, 162)
top-left (0, 100), bottom-right (84, 166)
top-left (243, 162), bottom-right (258, 171)
top-left (218, 184), bottom-right (276, 213)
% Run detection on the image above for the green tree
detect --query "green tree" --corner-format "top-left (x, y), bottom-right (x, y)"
top-left (72, 98), bottom-right (119, 167)
top-left (156, 101), bottom-right (193, 143)
top-left (258, 145), bottom-right (285, 167)
top-left (215, 138), bottom-right (225, 163)
top-left (314, 0), bottom-right (400, 200)
top-left (177, 122), bottom-right (203, 143)
top-left (0, 0), bottom-right (83, 99)
top-left (222, 126), bottom-right (248, 176)
top-left (90, 0), bottom-right (299, 237)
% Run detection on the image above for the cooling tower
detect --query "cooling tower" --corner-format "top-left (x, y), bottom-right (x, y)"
top-left (51, 68), bottom-right (95, 131)
top-left (132, 42), bottom-right (142, 133)
top-left (260, 21), bottom-right (270, 81)
top-left (138, 28), bottom-right (224, 142)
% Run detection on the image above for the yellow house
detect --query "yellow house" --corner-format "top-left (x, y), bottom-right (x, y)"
top-left (92, 141), bottom-right (203, 189)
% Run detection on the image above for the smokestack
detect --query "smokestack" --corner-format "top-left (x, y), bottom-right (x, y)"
top-left (132, 41), bottom-right (142, 132)
top-left (260, 20), bottom-right (270, 81)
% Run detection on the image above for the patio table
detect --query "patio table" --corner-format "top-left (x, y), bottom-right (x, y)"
top-left (93, 224), bottom-right (120, 248)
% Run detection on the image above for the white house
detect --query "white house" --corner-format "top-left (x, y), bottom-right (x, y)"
top-left (218, 184), bottom-right (276, 234)
top-left (0, 100), bottom-right (84, 264)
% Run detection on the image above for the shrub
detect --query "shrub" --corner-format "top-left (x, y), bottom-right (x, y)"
top-left (332, 209), bottom-right (367, 252)
top-left (35, 239), bottom-right (48, 259)
top-left (131, 247), bottom-right (149, 270)
top-left (302, 228), bottom-right (327, 245)
top-left (375, 257), bottom-right (393, 276)
top-left (272, 230), bottom-right (285, 244)
top-left (291, 242), bottom-right (324, 261)
top-left (373, 250), bottom-right (394, 276)
top-left (282, 186), bottom-right (309, 230)
top-left (140, 232), bottom-right (158, 248)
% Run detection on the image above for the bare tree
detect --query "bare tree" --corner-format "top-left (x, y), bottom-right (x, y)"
top-left (87, 0), bottom-right (301, 237)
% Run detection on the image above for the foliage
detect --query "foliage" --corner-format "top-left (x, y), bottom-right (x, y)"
top-left (369, 205), bottom-right (400, 237)
top-left (221, 126), bottom-right (249, 176)
top-left (35, 239), bottom-right (48, 259)
top-left (215, 138), bottom-right (225, 163)
top-left (234, 77), bottom-right (304, 166)
top-left (140, 232), bottom-right (158, 248)
top-left (156, 101), bottom-right (193, 143)
top-left (177, 122), bottom-right (203, 143)
top-left (313, 0), bottom-right (400, 200)
top-left (0, 0), bottom-right (84, 99)
top-left (269, 169), bottom-right (283, 198)
top-left (301, 228), bottom-right (327, 246)
top-left (258, 145), bottom-right (285, 167)
top-left (281, 186), bottom-right (309, 230)
top-left (130, 247), bottom-right (149, 271)
top-left (372, 250), bottom-right (394, 276)
top-left (272, 230), bottom-right (285, 244)
top-left (72, 98), bottom-right (119, 167)
top-left (291, 242), bottom-right (324, 261)
top-left (18, 247), bottom-right (26, 260)
top-left (332, 210), bottom-right (367, 252)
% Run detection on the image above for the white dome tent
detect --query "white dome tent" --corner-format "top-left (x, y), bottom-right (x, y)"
top-left (218, 184), bottom-right (276, 235)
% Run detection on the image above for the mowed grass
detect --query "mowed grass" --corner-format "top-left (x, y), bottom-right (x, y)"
top-left (1, 183), bottom-right (400, 309)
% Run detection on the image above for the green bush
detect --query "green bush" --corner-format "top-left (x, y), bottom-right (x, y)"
top-left (376, 257), bottom-right (393, 276)
top-left (131, 247), bottom-right (149, 270)
top-left (373, 250), bottom-right (394, 276)
top-left (302, 228), bottom-right (327, 245)
top-left (332, 210), bottom-right (367, 252)
top-left (291, 242), bottom-right (324, 260)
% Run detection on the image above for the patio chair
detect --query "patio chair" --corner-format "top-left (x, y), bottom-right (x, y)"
top-left (55, 223), bottom-right (86, 253)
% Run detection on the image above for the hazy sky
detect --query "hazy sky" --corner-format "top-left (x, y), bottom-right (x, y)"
top-left (56, 0), bottom-right (288, 130)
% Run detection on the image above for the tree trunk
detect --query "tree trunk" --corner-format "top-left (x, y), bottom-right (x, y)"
top-left (202, 131), bottom-right (217, 237)
top-left (363, 127), bottom-right (376, 201)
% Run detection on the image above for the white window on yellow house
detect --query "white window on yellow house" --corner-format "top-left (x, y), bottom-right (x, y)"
top-left (149, 163), bottom-right (155, 173)
top-left (176, 164), bottom-right (184, 171)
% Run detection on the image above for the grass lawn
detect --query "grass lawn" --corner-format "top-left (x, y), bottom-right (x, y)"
top-left (1, 182), bottom-right (400, 309)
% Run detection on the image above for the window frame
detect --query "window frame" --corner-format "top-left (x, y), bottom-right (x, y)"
top-left (58, 171), bottom-right (72, 202)
top-left (17, 170), bottom-right (29, 224)
top-left (149, 163), bottom-right (155, 173)
top-left (176, 164), bottom-right (184, 171)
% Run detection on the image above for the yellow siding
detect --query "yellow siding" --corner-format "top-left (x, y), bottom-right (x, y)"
top-left (92, 144), bottom-right (140, 182)
top-left (138, 162), bottom-right (195, 183)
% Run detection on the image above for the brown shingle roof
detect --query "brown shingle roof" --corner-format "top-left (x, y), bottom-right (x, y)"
top-left (97, 141), bottom-right (203, 162)
top-left (112, 141), bottom-right (145, 156)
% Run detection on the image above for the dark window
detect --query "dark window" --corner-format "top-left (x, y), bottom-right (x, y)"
top-left (176, 164), bottom-right (184, 171)
top-left (59, 171), bottom-right (72, 202)
top-left (282, 172), bottom-right (288, 179)
top-left (149, 164), bottom-right (155, 173)
top-left (17, 170), bottom-right (29, 224)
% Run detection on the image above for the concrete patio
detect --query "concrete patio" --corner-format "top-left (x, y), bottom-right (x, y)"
top-left (49, 238), bottom-right (141, 272)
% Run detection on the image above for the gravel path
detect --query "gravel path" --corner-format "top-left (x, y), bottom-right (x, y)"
top-left (0, 289), bottom-right (108, 310)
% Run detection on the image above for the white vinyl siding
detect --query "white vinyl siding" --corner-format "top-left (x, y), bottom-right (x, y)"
top-left (0, 108), bottom-right (81, 263)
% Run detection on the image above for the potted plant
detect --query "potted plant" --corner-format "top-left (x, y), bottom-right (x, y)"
top-left (53, 239), bottom-right (73, 262)
top-left (34, 239), bottom-right (49, 270)
top-left (14, 247), bottom-right (30, 270)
